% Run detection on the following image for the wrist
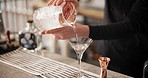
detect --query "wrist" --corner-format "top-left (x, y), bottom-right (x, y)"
top-left (77, 24), bottom-right (89, 37)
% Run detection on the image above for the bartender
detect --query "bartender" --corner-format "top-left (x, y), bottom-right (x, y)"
top-left (41, 0), bottom-right (148, 77)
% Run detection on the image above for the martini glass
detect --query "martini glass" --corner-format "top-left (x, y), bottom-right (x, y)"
top-left (68, 37), bottom-right (93, 78)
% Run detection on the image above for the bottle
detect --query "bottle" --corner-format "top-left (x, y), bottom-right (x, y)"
top-left (19, 20), bottom-right (37, 51)
top-left (34, 28), bottom-right (43, 52)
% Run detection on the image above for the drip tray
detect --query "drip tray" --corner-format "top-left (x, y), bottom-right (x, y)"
top-left (0, 49), bottom-right (99, 78)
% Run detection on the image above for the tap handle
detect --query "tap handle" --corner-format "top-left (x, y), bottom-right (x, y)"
top-left (6, 30), bottom-right (11, 44)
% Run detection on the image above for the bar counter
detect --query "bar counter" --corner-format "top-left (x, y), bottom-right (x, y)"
top-left (0, 50), bottom-right (132, 78)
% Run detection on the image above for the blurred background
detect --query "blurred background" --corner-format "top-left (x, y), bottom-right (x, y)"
top-left (0, 0), bottom-right (104, 66)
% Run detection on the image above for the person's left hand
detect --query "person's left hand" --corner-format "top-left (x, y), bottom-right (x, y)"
top-left (40, 23), bottom-right (90, 40)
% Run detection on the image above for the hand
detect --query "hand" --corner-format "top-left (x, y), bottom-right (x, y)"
top-left (46, 0), bottom-right (78, 6)
top-left (47, 0), bottom-right (78, 20)
top-left (40, 23), bottom-right (90, 40)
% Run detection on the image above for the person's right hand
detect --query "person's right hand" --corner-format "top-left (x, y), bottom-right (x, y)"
top-left (46, 0), bottom-right (78, 7)
top-left (47, 0), bottom-right (79, 21)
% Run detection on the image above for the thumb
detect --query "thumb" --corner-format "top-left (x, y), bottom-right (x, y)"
top-left (46, 0), bottom-right (54, 6)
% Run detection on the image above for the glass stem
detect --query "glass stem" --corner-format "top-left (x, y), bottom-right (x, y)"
top-left (79, 57), bottom-right (82, 77)
top-left (100, 68), bottom-right (107, 78)
top-left (77, 53), bottom-right (83, 77)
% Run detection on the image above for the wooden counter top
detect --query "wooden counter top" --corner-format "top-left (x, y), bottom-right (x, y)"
top-left (78, 7), bottom-right (104, 19)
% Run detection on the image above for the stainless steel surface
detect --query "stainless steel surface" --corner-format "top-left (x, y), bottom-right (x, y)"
top-left (0, 49), bottom-right (133, 78)
top-left (0, 49), bottom-right (99, 78)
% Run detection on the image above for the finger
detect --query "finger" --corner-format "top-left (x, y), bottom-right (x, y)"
top-left (65, 4), bottom-right (71, 20)
top-left (39, 30), bottom-right (46, 35)
top-left (59, 13), bottom-right (64, 25)
top-left (45, 26), bottom-right (69, 34)
top-left (66, 2), bottom-right (77, 22)
top-left (67, 15), bottom-right (76, 23)
top-left (53, 0), bottom-right (58, 6)
top-left (45, 28), bottom-right (63, 34)
top-left (63, 0), bottom-right (75, 2)
top-left (71, 2), bottom-right (77, 14)
top-left (46, 0), bottom-right (54, 6)
top-left (54, 34), bottom-right (68, 40)
top-left (63, 2), bottom-right (71, 20)
top-left (56, 0), bottom-right (63, 6)
top-left (54, 35), bottom-right (64, 40)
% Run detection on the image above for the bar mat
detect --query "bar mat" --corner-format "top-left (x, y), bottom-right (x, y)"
top-left (0, 49), bottom-right (99, 78)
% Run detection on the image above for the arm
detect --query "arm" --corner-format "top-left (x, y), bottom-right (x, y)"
top-left (89, 0), bottom-right (148, 40)
top-left (41, 0), bottom-right (148, 40)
